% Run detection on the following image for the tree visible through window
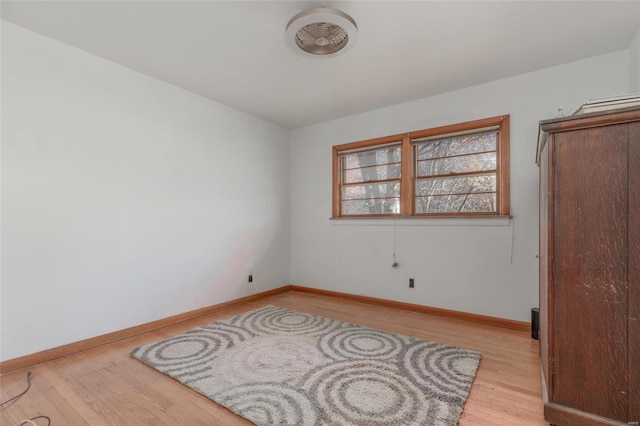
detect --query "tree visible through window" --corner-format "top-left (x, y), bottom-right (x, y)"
top-left (341, 144), bottom-right (401, 215)
top-left (414, 130), bottom-right (498, 214)
top-left (332, 115), bottom-right (510, 217)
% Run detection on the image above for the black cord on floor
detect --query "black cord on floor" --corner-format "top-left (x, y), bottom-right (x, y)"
top-left (0, 372), bottom-right (51, 425)
top-left (0, 372), bottom-right (32, 407)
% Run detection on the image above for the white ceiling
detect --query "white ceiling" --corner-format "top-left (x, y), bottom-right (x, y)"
top-left (2, 1), bottom-right (639, 128)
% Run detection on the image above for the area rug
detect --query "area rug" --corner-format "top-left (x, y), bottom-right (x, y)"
top-left (131, 305), bottom-right (481, 425)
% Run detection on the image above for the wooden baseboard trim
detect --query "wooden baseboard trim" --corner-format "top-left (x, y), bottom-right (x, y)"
top-left (0, 285), bottom-right (290, 375)
top-left (289, 285), bottom-right (530, 332)
top-left (1, 284), bottom-right (529, 374)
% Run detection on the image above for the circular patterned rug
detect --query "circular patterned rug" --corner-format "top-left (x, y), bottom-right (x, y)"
top-left (131, 305), bottom-right (481, 425)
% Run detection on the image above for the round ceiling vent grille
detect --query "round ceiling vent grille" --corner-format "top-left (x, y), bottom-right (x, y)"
top-left (285, 8), bottom-right (357, 56)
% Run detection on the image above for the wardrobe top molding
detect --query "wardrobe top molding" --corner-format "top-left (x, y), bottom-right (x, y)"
top-left (535, 106), bottom-right (640, 167)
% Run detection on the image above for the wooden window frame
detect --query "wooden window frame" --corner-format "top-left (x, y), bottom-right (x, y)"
top-left (332, 115), bottom-right (510, 218)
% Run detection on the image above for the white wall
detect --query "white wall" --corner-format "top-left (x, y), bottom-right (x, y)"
top-left (290, 51), bottom-right (629, 322)
top-left (630, 27), bottom-right (640, 93)
top-left (1, 22), bottom-right (290, 361)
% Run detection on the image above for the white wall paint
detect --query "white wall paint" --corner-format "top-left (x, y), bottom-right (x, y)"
top-left (0, 19), bottom-right (4, 362)
top-left (290, 51), bottom-right (629, 322)
top-left (630, 27), bottom-right (640, 93)
top-left (1, 22), bottom-right (290, 361)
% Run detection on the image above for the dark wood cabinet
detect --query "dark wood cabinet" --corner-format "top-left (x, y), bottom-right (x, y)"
top-left (537, 107), bottom-right (640, 426)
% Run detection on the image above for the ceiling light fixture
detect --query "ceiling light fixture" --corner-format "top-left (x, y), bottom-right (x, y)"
top-left (285, 7), bottom-right (358, 57)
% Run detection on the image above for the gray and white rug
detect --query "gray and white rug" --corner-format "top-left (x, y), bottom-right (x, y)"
top-left (131, 305), bottom-right (481, 425)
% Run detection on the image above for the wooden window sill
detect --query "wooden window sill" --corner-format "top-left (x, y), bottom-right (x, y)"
top-left (329, 215), bottom-right (512, 226)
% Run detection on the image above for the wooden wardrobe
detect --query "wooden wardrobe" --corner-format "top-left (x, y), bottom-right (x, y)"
top-left (537, 106), bottom-right (639, 426)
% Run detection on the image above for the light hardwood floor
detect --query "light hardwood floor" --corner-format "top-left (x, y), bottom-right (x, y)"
top-left (0, 291), bottom-right (547, 425)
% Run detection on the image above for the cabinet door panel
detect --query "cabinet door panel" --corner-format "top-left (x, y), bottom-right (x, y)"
top-left (629, 122), bottom-right (639, 425)
top-left (552, 124), bottom-right (628, 421)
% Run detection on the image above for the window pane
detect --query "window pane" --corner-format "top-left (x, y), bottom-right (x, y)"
top-left (342, 198), bottom-right (400, 215)
top-left (343, 145), bottom-right (401, 169)
top-left (345, 163), bottom-right (401, 184)
top-left (342, 182), bottom-right (400, 201)
top-left (341, 144), bottom-right (401, 214)
top-left (416, 132), bottom-right (496, 160)
top-left (416, 193), bottom-right (496, 214)
top-left (417, 152), bottom-right (496, 177)
top-left (416, 174), bottom-right (496, 195)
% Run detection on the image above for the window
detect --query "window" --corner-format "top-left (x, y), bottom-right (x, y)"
top-left (332, 115), bottom-right (510, 217)
top-left (339, 142), bottom-right (402, 215)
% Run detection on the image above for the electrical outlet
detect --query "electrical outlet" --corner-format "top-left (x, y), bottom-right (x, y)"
top-left (409, 278), bottom-right (414, 288)
top-left (248, 274), bottom-right (253, 283)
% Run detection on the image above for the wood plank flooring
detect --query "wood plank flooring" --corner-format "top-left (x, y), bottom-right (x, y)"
top-left (0, 291), bottom-right (547, 425)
